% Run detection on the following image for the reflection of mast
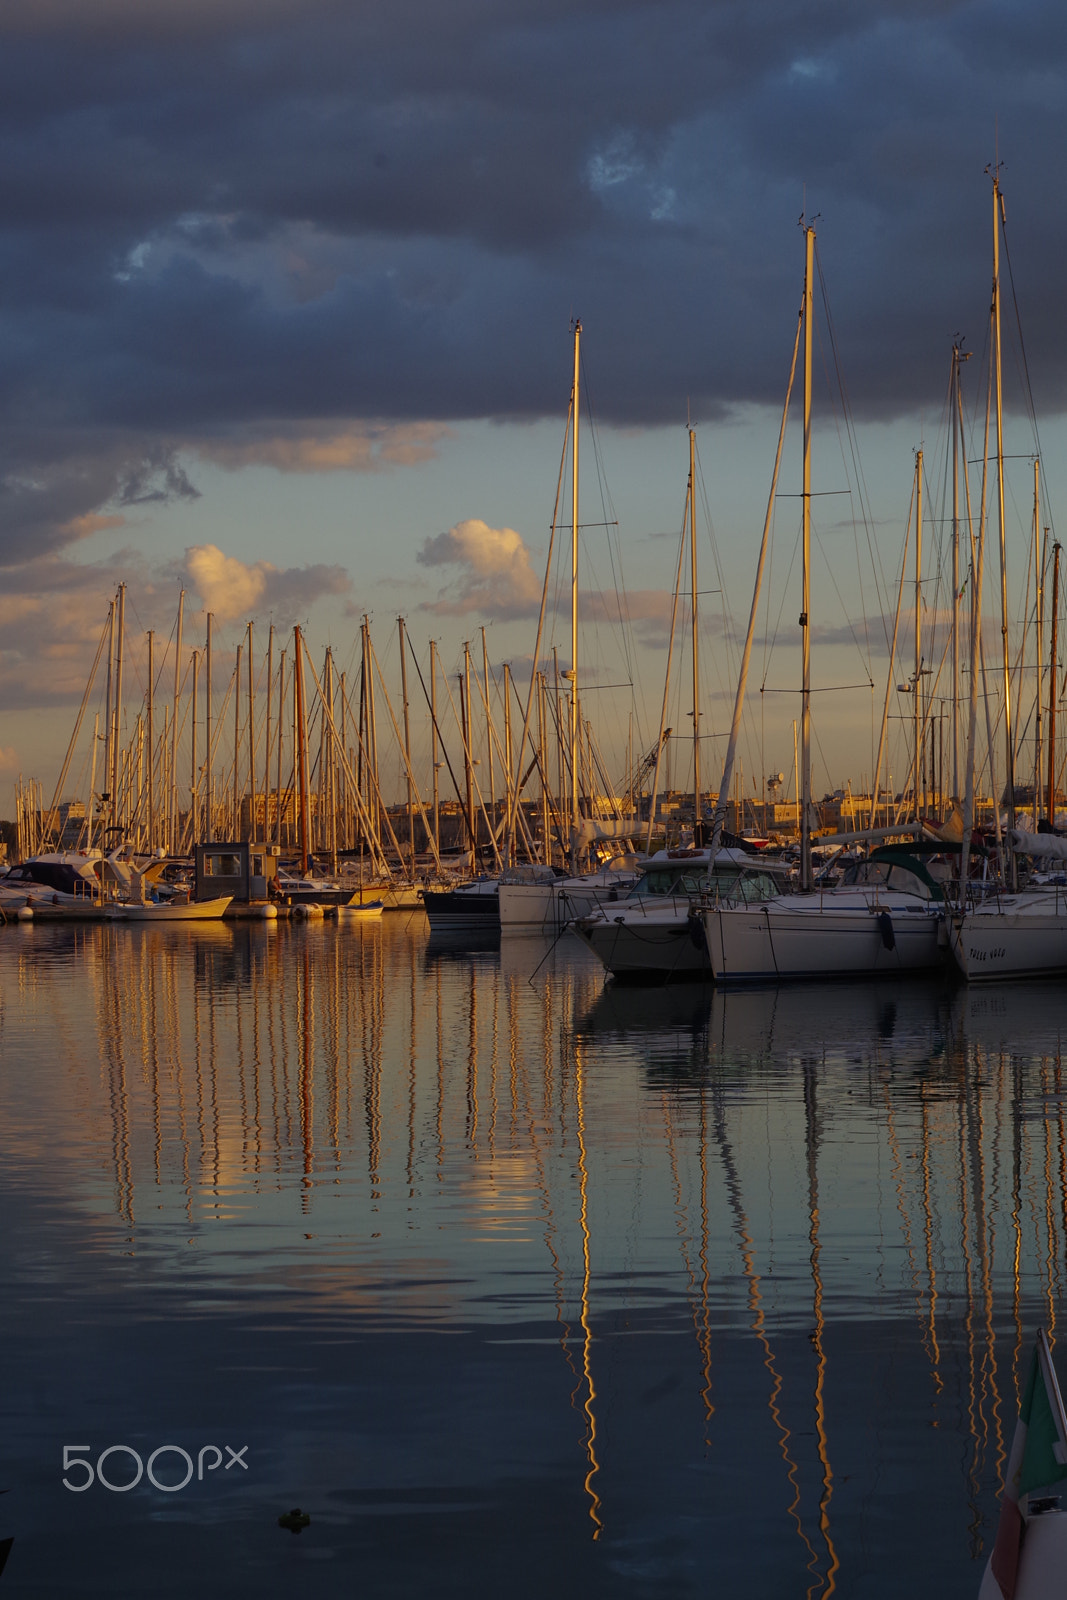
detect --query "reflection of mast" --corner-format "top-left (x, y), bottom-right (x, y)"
top-left (299, 944), bottom-right (315, 1211)
top-left (803, 1061), bottom-right (839, 1598)
top-left (955, 1062), bottom-right (985, 1555)
top-left (697, 1088), bottom-right (714, 1442)
top-left (918, 1082), bottom-right (943, 1394)
top-left (574, 1045), bottom-right (602, 1539)
top-left (709, 1085), bottom-right (818, 1569)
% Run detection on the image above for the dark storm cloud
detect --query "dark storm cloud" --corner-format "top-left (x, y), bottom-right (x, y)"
top-left (0, 0), bottom-right (1064, 560)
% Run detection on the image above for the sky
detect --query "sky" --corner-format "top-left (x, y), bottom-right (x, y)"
top-left (1, 0), bottom-right (1065, 809)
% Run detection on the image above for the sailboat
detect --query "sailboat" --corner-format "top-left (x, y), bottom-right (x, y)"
top-left (497, 319), bottom-right (644, 935)
top-left (702, 221), bottom-right (944, 981)
top-left (947, 170), bottom-right (1067, 980)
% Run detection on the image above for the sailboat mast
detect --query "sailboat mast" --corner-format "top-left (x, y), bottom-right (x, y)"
top-left (103, 598), bottom-right (115, 830)
top-left (247, 621), bottom-right (256, 844)
top-left (190, 649), bottom-right (198, 843)
top-left (914, 449), bottom-right (923, 818)
top-left (1048, 544), bottom-right (1061, 822)
top-left (430, 639), bottom-right (440, 854)
top-left (147, 630), bottom-right (155, 852)
top-left (276, 650), bottom-right (286, 847)
top-left (952, 348), bottom-right (961, 800)
top-left (569, 319), bottom-right (581, 869)
top-left (1033, 462), bottom-right (1043, 827)
top-left (503, 661), bottom-right (513, 865)
top-left (205, 611), bottom-right (213, 842)
top-left (170, 589), bottom-right (184, 852)
top-left (113, 582), bottom-right (126, 831)
top-left (263, 624), bottom-right (274, 838)
top-left (294, 626), bottom-right (310, 875)
top-left (689, 427), bottom-right (701, 839)
top-left (399, 616), bottom-right (415, 873)
top-left (482, 627), bottom-right (495, 848)
top-left (800, 224), bottom-right (815, 893)
top-left (992, 169), bottom-right (1015, 862)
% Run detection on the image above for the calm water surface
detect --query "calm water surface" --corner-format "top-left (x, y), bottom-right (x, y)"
top-left (0, 918), bottom-right (1065, 1596)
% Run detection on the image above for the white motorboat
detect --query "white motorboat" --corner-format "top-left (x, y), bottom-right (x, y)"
top-left (574, 847), bottom-right (790, 980)
top-left (0, 851), bottom-right (104, 914)
top-left (704, 848), bottom-right (945, 982)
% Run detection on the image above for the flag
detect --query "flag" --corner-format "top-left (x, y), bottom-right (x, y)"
top-left (982, 1329), bottom-right (1067, 1600)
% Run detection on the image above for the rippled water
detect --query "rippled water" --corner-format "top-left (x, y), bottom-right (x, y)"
top-left (1, 918), bottom-right (1065, 1596)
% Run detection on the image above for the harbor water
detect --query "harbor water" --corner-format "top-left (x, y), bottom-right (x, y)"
top-left (0, 918), bottom-right (1064, 1595)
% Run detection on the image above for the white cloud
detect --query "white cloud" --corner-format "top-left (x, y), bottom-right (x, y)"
top-left (194, 421), bottom-right (449, 474)
top-left (185, 544), bottom-right (269, 620)
top-left (416, 518), bottom-right (542, 619)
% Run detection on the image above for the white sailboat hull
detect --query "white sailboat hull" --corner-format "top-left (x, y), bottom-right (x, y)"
top-left (574, 901), bottom-right (709, 978)
top-left (948, 892), bottom-right (1067, 980)
top-left (498, 874), bottom-right (636, 934)
top-left (704, 892), bottom-right (943, 981)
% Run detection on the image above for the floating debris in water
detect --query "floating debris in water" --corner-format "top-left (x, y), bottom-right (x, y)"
top-left (278, 1508), bottom-right (310, 1533)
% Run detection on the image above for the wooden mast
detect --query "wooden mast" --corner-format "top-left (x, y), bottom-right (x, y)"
top-left (800, 223), bottom-right (814, 893)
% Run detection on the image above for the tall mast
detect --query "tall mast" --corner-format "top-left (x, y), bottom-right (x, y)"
top-left (233, 642), bottom-right (242, 840)
top-left (246, 621), bottom-right (256, 843)
top-left (481, 626), bottom-right (495, 849)
top-left (87, 713), bottom-right (98, 852)
top-left (992, 167), bottom-right (1015, 865)
top-left (205, 612), bottom-right (213, 842)
top-left (429, 639), bottom-right (440, 855)
top-left (276, 650), bottom-right (286, 847)
top-left (800, 224), bottom-right (814, 892)
top-left (293, 627), bottom-right (310, 874)
top-left (263, 624), bottom-right (274, 839)
top-left (1048, 543), bottom-right (1061, 822)
top-left (146, 630), bottom-right (155, 852)
top-left (502, 662), bottom-right (513, 866)
top-left (462, 642), bottom-right (476, 866)
top-left (951, 348), bottom-right (961, 800)
top-left (103, 598), bottom-right (115, 830)
top-left (399, 616), bottom-right (415, 873)
top-left (170, 588), bottom-right (184, 852)
top-left (689, 427), bottom-right (701, 840)
top-left (190, 649), bottom-right (198, 844)
top-left (1033, 463), bottom-right (1043, 826)
top-left (112, 582), bottom-right (126, 830)
top-left (569, 318), bottom-right (581, 869)
top-left (914, 449), bottom-right (923, 818)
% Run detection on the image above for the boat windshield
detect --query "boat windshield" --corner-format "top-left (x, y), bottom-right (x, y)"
top-left (633, 867), bottom-right (710, 897)
top-left (711, 868), bottom-right (785, 904)
top-left (840, 860), bottom-right (936, 900)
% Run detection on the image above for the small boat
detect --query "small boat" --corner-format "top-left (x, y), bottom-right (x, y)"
top-left (979, 1328), bottom-right (1067, 1599)
top-left (115, 896), bottom-right (233, 922)
top-left (337, 900), bottom-right (384, 920)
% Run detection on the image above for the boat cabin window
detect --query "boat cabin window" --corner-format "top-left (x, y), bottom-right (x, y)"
top-left (634, 867), bottom-right (708, 897)
top-left (203, 852), bottom-right (241, 878)
top-left (842, 859), bottom-right (933, 899)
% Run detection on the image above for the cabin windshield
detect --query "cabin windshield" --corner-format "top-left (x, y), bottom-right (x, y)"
top-left (712, 868), bottom-right (785, 904)
top-left (841, 859), bottom-right (935, 899)
top-left (633, 867), bottom-right (709, 897)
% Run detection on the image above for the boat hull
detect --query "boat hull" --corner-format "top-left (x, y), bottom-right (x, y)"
top-left (119, 897), bottom-right (233, 921)
top-left (948, 893), bottom-right (1067, 980)
top-left (704, 894), bottom-right (943, 981)
top-left (422, 886), bottom-right (500, 933)
top-left (498, 877), bottom-right (634, 935)
top-left (574, 904), bottom-right (709, 980)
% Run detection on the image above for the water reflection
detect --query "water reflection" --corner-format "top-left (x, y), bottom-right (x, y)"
top-left (0, 923), bottom-right (1065, 1596)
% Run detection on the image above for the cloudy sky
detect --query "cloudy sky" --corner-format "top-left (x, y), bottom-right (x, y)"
top-left (1, 0), bottom-right (1062, 803)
